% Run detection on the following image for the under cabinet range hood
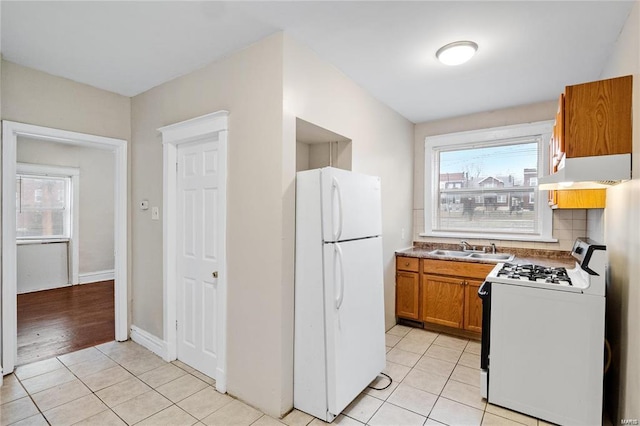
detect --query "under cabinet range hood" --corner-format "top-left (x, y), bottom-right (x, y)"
top-left (539, 153), bottom-right (631, 190)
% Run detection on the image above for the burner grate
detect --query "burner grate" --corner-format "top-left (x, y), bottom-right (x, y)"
top-left (497, 263), bottom-right (572, 285)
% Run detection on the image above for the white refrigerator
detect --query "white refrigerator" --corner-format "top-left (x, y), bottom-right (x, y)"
top-left (294, 167), bottom-right (386, 422)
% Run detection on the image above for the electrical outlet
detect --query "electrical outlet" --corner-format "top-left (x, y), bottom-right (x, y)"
top-left (152, 207), bottom-right (159, 220)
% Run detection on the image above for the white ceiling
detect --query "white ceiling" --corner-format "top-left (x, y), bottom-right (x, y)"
top-left (1, 1), bottom-right (634, 123)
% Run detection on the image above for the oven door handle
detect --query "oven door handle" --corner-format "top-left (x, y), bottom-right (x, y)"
top-left (478, 281), bottom-right (491, 298)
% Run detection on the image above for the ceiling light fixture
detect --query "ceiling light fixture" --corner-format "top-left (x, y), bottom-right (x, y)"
top-left (436, 41), bottom-right (478, 66)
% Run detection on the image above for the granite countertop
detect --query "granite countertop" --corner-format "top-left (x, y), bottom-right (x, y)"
top-left (396, 242), bottom-right (575, 268)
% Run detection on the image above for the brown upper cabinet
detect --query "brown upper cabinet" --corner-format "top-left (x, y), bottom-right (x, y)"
top-left (548, 75), bottom-right (632, 209)
top-left (564, 75), bottom-right (632, 158)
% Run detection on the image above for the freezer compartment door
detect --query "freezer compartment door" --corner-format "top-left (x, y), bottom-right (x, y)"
top-left (323, 237), bottom-right (386, 417)
top-left (321, 167), bottom-right (382, 242)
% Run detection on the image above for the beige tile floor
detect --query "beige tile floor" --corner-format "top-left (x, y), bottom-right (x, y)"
top-left (0, 327), bottom-right (551, 426)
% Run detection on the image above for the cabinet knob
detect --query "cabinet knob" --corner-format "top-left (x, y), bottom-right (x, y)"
top-left (212, 271), bottom-right (218, 278)
top-left (405, 262), bottom-right (410, 267)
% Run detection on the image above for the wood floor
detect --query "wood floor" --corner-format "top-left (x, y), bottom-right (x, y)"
top-left (17, 280), bottom-right (115, 366)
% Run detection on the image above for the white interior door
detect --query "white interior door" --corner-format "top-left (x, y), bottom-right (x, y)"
top-left (176, 138), bottom-right (221, 379)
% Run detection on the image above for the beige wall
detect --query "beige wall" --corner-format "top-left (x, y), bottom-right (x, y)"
top-left (130, 32), bottom-right (413, 416)
top-left (413, 100), bottom-right (592, 252)
top-left (296, 141), bottom-right (310, 171)
top-left (1, 33), bottom-right (413, 417)
top-left (17, 137), bottom-right (115, 275)
top-left (598, 0), bottom-right (640, 422)
top-left (283, 35), bottom-right (415, 336)
top-left (130, 34), bottom-right (286, 416)
top-left (1, 60), bottom-right (131, 365)
top-left (1, 61), bottom-right (131, 141)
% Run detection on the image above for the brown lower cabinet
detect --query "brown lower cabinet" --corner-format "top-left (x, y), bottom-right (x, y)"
top-left (463, 279), bottom-right (484, 333)
top-left (421, 274), bottom-right (464, 328)
top-left (396, 256), bottom-right (492, 334)
top-left (396, 271), bottom-right (420, 319)
top-left (395, 257), bottom-right (420, 320)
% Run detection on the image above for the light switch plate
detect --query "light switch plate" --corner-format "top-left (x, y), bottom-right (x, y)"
top-left (152, 207), bottom-right (159, 220)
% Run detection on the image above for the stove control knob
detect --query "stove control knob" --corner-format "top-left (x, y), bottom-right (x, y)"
top-left (574, 246), bottom-right (584, 254)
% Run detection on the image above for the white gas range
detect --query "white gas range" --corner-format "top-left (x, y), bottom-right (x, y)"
top-left (479, 238), bottom-right (606, 425)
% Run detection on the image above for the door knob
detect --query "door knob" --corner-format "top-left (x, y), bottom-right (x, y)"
top-left (212, 271), bottom-right (218, 278)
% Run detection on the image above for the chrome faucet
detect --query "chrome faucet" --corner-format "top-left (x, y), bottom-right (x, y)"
top-left (460, 240), bottom-right (471, 251)
top-left (490, 243), bottom-right (497, 254)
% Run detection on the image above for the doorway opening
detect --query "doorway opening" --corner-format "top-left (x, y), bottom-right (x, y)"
top-left (2, 121), bottom-right (128, 375)
top-left (14, 140), bottom-right (117, 366)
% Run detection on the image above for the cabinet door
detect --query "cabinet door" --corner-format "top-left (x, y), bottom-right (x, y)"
top-left (553, 189), bottom-right (606, 209)
top-left (396, 271), bottom-right (420, 320)
top-left (565, 75), bottom-right (632, 158)
top-left (421, 274), bottom-right (464, 328)
top-left (555, 93), bottom-right (565, 161)
top-left (464, 279), bottom-right (484, 333)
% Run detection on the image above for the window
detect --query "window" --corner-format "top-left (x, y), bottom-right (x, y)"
top-left (34, 189), bottom-right (43, 204)
top-left (16, 164), bottom-right (78, 240)
top-left (424, 121), bottom-right (554, 241)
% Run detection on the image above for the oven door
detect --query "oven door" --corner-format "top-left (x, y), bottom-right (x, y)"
top-left (478, 281), bottom-right (491, 398)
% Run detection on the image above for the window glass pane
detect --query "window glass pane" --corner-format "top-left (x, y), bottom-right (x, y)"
top-left (436, 142), bottom-right (538, 234)
top-left (16, 175), bottom-right (69, 238)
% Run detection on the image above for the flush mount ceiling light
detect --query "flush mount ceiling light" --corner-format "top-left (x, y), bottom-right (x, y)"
top-left (436, 41), bottom-right (478, 66)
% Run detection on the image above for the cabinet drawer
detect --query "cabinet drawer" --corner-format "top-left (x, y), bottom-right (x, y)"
top-left (423, 259), bottom-right (494, 280)
top-left (396, 256), bottom-right (419, 272)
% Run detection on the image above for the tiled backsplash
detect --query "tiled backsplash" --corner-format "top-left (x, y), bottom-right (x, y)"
top-left (413, 208), bottom-right (594, 251)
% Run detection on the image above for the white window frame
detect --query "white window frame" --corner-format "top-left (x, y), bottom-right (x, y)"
top-left (16, 163), bottom-right (80, 283)
top-left (423, 121), bottom-right (556, 242)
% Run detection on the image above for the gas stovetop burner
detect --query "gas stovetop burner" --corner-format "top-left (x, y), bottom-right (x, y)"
top-left (497, 263), bottom-right (572, 286)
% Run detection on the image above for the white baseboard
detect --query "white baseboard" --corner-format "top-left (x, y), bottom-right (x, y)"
top-left (78, 269), bottom-right (115, 284)
top-left (18, 283), bottom-right (72, 295)
top-left (130, 325), bottom-right (169, 361)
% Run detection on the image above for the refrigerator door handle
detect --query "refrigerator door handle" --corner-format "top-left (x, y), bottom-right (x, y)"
top-left (332, 177), bottom-right (343, 241)
top-left (335, 243), bottom-right (345, 309)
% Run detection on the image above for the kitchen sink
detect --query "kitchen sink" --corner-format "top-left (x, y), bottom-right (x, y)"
top-left (429, 249), bottom-right (471, 257)
top-left (468, 253), bottom-right (514, 261)
top-left (428, 249), bottom-right (514, 262)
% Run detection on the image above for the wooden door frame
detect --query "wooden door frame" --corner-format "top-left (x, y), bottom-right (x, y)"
top-left (1, 120), bottom-right (128, 376)
top-left (158, 111), bottom-right (228, 393)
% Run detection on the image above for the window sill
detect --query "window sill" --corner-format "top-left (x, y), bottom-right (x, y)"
top-left (17, 238), bottom-right (70, 245)
top-left (419, 231), bottom-right (558, 243)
